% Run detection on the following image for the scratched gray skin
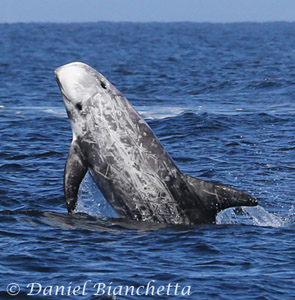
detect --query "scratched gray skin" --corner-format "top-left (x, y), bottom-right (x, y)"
top-left (55, 62), bottom-right (257, 225)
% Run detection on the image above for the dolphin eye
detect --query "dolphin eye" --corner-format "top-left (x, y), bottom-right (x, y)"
top-left (101, 81), bottom-right (107, 90)
top-left (76, 103), bottom-right (82, 111)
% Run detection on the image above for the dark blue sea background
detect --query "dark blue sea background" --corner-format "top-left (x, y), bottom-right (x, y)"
top-left (0, 22), bottom-right (295, 299)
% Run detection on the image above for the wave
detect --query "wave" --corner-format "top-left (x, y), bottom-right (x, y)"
top-left (2, 102), bottom-right (295, 124)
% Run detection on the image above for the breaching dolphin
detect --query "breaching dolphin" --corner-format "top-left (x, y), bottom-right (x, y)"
top-left (55, 62), bottom-right (257, 225)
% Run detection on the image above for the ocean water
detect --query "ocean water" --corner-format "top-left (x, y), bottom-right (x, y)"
top-left (0, 22), bottom-right (295, 299)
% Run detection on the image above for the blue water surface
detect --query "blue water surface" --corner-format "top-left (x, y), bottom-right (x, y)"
top-left (0, 22), bottom-right (295, 299)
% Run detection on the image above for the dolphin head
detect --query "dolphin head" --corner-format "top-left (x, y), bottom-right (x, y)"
top-left (55, 62), bottom-right (111, 139)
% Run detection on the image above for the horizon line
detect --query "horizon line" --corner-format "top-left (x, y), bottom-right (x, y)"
top-left (1, 20), bottom-right (295, 25)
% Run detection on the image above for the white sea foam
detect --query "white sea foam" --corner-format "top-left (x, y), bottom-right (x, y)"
top-left (41, 105), bottom-right (200, 120)
top-left (42, 108), bottom-right (66, 116)
top-left (6, 102), bottom-right (202, 121)
top-left (138, 105), bottom-right (201, 120)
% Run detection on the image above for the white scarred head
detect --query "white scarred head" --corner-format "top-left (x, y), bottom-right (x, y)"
top-left (55, 62), bottom-right (111, 139)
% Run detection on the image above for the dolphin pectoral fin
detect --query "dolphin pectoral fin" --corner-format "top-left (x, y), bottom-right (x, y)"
top-left (64, 142), bottom-right (88, 214)
top-left (185, 174), bottom-right (258, 215)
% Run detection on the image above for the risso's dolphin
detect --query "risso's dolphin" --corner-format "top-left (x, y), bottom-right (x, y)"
top-left (55, 62), bottom-right (257, 225)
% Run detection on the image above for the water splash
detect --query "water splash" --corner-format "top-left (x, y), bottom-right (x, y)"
top-left (78, 175), bottom-right (288, 228)
top-left (286, 205), bottom-right (295, 226)
top-left (77, 172), bottom-right (118, 218)
top-left (216, 206), bottom-right (286, 227)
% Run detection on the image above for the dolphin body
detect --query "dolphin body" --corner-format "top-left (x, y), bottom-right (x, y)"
top-left (55, 62), bottom-right (257, 225)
